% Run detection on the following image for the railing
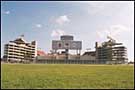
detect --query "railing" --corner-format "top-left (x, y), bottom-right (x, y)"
top-left (35, 59), bottom-right (99, 64)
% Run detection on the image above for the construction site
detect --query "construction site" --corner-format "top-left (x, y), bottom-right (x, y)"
top-left (2, 35), bottom-right (128, 64)
top-left (35, 35), bottom-right (128, 64)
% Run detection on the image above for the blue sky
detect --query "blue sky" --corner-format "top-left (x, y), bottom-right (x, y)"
top-left (1, 1), bottom-right (134, 61)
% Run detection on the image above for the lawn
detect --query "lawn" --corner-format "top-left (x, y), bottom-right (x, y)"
top-left (1, 64), bottom-right (134, 89)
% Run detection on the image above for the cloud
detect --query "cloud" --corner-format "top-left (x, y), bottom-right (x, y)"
top-left (35, 24), bottom-right (42, 28)
top-left (88, 2), bottom-right (105, 8)
top-left (96, 25), bottom-right (129, 39)
top-left (96, 30), bottom-right (104, 38)
top-left (56, 15), bottom-right (70, 25)
top-left (86, 2), bottom-right (106, 15)
top-left (109, 25), bottom-right (128, 35)
top-left (2, 10), bottom-right (10, 15)
top-left (51, 29), bottom-right (66, 37)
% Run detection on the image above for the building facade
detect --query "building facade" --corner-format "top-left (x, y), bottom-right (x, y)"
top-left (95, 36), bottom-right (128, 64)
top-left (3, 36), bottom-right (37, 62)
top-left (35, 36), bottom-right (128, 64)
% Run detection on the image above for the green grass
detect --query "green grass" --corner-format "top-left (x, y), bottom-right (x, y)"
top-left (1, 64), bottom-right (134, 89)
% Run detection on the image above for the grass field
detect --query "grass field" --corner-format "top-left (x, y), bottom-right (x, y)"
top-left (1, 64), bottom-right (134, 89)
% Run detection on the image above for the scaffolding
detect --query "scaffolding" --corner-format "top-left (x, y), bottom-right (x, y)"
top-left (96, 36), bottom-right (128, 64)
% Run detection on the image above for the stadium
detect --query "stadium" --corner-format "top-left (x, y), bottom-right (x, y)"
top-left (2, 35), bottom-right (128, 64)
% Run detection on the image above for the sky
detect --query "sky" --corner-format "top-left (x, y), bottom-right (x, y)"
top-left (1, 1), bottom-right (134, 61)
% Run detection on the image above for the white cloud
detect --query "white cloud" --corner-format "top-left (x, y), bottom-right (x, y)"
top-left (96, 25), bottom-right (129, 39)
top-left (85, 2), bottom-right (107, 15)
top-left (56, 15), bottom-right (70, 25)
top-left (109, 25), bottom-right (128, 35)
top-left (96, 30), bottom-right (104, 38)
top-left (3, 10), bottom-right (10, 15)
top-left (85, 2), bottom-right (133, 15)
top-left (35, 24), bottom-right (42, 28)
top-left (88, 2), bottom-right (105, 8)
top-left (51, 29), bottom-right (66, 37)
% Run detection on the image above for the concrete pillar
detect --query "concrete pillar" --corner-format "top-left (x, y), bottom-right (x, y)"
top-left (65, 49), bottom-right (69, 60)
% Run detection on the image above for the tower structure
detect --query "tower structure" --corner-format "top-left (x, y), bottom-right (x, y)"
top-left (52, 35), bottom-right (82, 60)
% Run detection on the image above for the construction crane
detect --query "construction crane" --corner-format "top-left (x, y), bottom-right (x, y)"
top-left (107, 36), bottom-right (116, 43)
top-left (107, 36), bottom-right (122, 46)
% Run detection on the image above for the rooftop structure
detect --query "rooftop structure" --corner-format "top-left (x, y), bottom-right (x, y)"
top-left (60, 35), bottom-right (74, 40)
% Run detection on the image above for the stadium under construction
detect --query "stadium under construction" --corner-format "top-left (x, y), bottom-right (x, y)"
top-left (3, 35), bottom-right (128, 64)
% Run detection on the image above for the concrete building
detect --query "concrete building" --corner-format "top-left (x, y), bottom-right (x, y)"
top-left (36, 35), bottom-right (97, 64)
top-left (33, 35), bottom-right (128, 64)
top-left (95, 36), bottom-right (128, 64)
top-left (35, 35), bottom-right (128, 64)
top-left (3, 35), bottom-right (37, 63)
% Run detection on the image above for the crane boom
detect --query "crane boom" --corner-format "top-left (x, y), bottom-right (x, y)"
top-left (107, 36), bottom-right (116, 43)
